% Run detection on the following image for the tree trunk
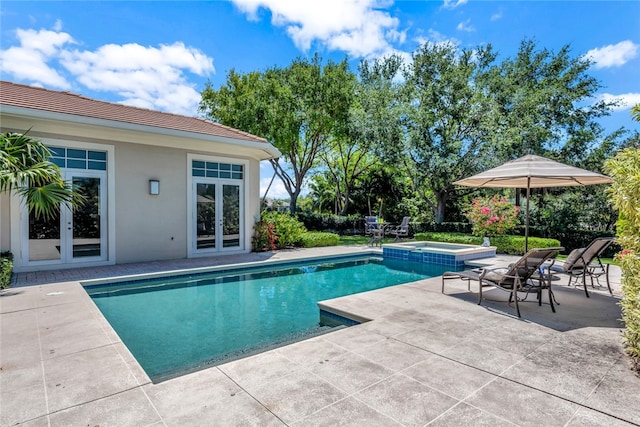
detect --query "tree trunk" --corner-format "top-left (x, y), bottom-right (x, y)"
top-left (289, 191), bottom-right (299, 215)
top-left (435, 190), bottom-right (449, 223)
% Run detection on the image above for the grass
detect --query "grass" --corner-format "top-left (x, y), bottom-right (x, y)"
top-left (338, 235), bottom-right (403, 246)
top-left (556, 254), bottom-right (618, 266)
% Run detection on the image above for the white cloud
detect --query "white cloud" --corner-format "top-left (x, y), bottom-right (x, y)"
top-left (231, 0), bottom-right (403, 58)
top-left (585, 40), bottom-right (639, 69)
top-left (260, 175), bottom-right (290, 199)
top-left (597, 92), bottom-right (640, 111)
top-left (490, 10), bottom-right (503, 22)
top-left (415, 30), bottom-right (460, 48)
top-left (260, 161), bottom-right (290, 199)
top-left (60, 42), bottom-right (214, 115)
top-left (442, 0), bottom-right (468, 10)
top-left (0, 28), bottom-right (74, 89)
top-left (456, 19), bottom-right (475, 32)
top-left (0, 25), bottom-right (215, 116)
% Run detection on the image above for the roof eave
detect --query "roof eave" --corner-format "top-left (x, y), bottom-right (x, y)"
top-left (1, 104), bottom-right (281, 161)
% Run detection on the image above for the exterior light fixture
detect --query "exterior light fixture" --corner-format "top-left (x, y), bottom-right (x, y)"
top-left (149, 179), bottom-right (160, 195)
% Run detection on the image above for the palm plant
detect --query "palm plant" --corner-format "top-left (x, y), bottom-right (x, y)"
top-left (1, 131), bottom-right (83, 219)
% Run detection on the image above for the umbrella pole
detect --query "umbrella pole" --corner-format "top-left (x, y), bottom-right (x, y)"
top-left (525, 178), bottom-right (530, 253)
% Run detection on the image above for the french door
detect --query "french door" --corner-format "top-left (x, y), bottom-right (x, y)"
top-left (193, 180), bottom-right (243, 253)
top-left (26, 171), bottom-right (107, 265)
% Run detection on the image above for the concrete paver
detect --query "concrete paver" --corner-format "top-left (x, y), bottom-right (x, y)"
top-left (1, 246), bottom-right (638, 426)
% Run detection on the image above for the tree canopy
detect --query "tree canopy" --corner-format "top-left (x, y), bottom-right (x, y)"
top-left (199, 38), bottom-right (629, 227)
top-left (200, 54), bottom-right (356, 213)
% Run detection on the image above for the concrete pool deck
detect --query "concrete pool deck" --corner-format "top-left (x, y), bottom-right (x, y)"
top-left (1, 245), bottom-right (639, 426)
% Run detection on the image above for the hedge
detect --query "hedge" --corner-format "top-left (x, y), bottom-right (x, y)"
top-left (414, 232), bottom-right (561, 256)
top-left (1, 251), bottom-right (13, 289)
top-left (296, 212), bottom-right (362, 235)
top-left (300, 232), bottom-right (340, 248)
top-left (605, 147), bottom-right (640, 372)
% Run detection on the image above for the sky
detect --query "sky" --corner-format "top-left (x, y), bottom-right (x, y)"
top-left (1, 0), bottom-right (639, 199)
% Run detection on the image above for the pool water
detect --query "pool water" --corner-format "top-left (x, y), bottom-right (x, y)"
top-left (86, 256), bottom-right (452, 382)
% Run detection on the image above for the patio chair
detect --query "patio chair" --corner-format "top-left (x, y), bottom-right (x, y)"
top-left (388, 216), bottom-right (411, 242)
top-left (442, 247), bottom-right (563, 318)
top-left (548, 237), bottom-right (614, 297)
top-left (364, 216), bottom-right (378, 236)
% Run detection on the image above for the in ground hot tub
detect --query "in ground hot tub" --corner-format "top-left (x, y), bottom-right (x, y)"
top-left (383, 241), bottom-right (496, 268)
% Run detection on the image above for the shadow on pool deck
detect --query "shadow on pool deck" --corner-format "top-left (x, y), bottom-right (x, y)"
top-left (1, 246), bottom-right (639, 426)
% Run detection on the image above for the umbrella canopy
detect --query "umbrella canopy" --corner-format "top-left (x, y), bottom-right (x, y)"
top-left (455, 154), bottom-right (612, 188)
top-left (454, 154), bottom-right (612, 251)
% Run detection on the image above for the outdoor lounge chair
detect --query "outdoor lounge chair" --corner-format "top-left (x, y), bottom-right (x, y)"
top-left (388, 216), bottom-right (410, 242)
top-left (442, 247), bottom-right (563, 317)
top-left (547, 237), bottom-right (614, 297)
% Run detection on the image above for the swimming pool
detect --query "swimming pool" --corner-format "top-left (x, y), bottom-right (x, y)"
top-left (85, 255), bottom-right (453, 382)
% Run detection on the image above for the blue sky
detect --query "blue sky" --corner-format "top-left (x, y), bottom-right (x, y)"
top-left (1, 0), bottom-right (639, 198)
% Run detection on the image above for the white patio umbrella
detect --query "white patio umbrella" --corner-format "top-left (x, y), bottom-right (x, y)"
top-left (454, 154), bottom-right (612, 252)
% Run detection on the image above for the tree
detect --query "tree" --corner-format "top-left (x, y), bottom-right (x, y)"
top-left (307, 171), bottom-right (338, 214)
top-left (400, 42), bottom-right (497, 223)
top-left (1, 131), bottom-right (82, 220)
top-left (487, 39), bottom-right (618, 160)
top-left (631, 103), bottom-right (640, 122)
top-left (200, 54), bottom-right (355, 214)
top-left (319, 55), bottom-right (405, 216)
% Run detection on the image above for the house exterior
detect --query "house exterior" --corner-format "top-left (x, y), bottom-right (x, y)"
top-left (0, 81), bottom-right (280, 273)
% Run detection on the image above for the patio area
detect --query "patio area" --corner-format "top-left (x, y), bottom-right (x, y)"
top-left (1, 246), bottom-right (639, 426)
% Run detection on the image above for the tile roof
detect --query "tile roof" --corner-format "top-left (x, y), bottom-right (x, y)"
top-left (0, 80), bottom-right (268, 144)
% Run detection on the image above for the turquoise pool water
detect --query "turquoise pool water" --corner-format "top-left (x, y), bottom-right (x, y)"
top-left (86, 256), bottom-right (452, 382)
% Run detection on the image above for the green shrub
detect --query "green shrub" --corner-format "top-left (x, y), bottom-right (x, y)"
top-left (252, 221), bottom-right (278, 252)
top-left (259, 211), bottom-right (307, 249)
top-left (0, 251), bottom-right (13, 289)
top-left (464, 195), bottom-right (520, 237)
top-left (605, 146), bottom-right (640, 372)
top-left (300, 232), bottom-right (340, 248)
top-left (414, 232), bottom-right (561, 255)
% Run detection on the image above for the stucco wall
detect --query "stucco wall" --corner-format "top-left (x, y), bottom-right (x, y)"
top-left (113, 142), bottom-right (188, 263)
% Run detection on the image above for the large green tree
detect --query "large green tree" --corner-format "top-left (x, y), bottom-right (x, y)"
top-left (200, 54), bottom-right (355, 213)
top-left (400, 42), bottom-right (497, 223)
top-left (1, 132), bottom-right (82, 220)
top-left (317, 57), bottom-right (404, 216)
top-left (393, 39), bottom-right (620, 223)
top-left (486, 39), bottom-right (617, 160)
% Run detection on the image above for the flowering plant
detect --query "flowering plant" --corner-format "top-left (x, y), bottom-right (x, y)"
top-left (465, 195), bottom-right (520, 237)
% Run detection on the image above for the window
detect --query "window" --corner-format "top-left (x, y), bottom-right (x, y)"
top-left (192, 161), bottom-right (243, 179)
top-left (49, 146), bottom-right (107, 171)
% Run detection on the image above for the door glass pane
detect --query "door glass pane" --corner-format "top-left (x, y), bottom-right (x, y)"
top-left (29, 209), bottom-right (61, 261)
top-left (222, 184), bottom-right (240, 248)
top-left (73, 177), bottom-right (102, 258)
top-left (197, 183), bottom-right (216, 249)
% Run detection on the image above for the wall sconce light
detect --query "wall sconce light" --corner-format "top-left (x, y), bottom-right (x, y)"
top-left (149, 179), bottom-right (160, 195)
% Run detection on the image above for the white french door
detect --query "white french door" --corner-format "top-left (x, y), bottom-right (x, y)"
top-left (25, 171), bottom-right (107, 265)
top-left (193, 179), bottom-right (243, 253)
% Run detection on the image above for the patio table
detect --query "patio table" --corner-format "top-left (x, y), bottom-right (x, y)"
top-left (368, 223), bottom-right (390, 247)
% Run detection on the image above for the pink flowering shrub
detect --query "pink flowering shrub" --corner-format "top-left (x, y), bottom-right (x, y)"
top-left (465, 195), bottom-right (520, 237)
